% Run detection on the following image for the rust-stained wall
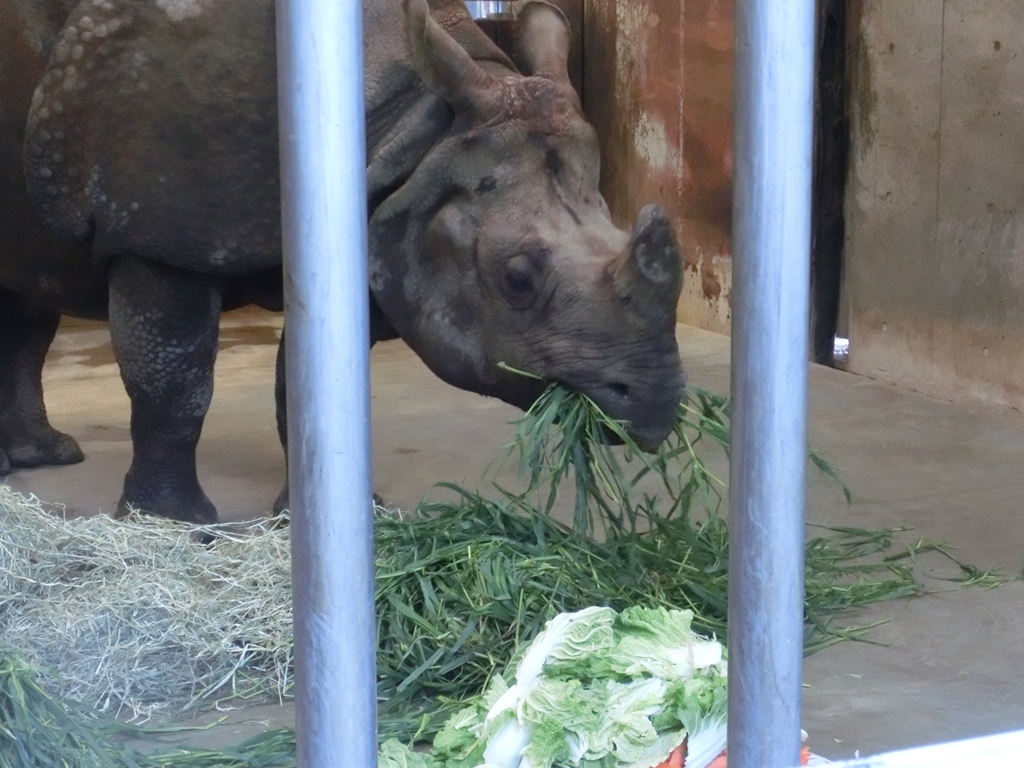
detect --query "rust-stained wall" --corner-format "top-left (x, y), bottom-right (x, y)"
top-left (845, 1), bottom-right (1024, 408)
top-left (583, 0), bottom-right (735, 334)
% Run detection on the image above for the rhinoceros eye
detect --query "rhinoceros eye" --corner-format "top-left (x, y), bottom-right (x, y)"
top-left (502, 252), bottom-right (544, 307)
top-left (504, 265), bottom-right (534, 295)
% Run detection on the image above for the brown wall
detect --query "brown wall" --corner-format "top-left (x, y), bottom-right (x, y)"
top-left (583, 0), bottom-right (735, 335)
top-left (844, 0), bottom-right (1024, 408)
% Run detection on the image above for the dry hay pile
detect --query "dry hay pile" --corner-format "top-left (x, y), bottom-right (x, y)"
top-left (0, 487), bottom-right (293, 720)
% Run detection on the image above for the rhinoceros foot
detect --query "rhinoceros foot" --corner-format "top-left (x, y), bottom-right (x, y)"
top-left (114, 476), bottom-right (218, 527)
top-left (0, 426), bottom-right (84, 470)
top-left (272, 484), bottom-right (289, 518)
top-left (270, 485), bottom-right (383, 519)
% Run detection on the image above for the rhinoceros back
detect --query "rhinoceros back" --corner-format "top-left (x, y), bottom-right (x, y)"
top-left (23, 0), bottom-right (283, 274)
top-left (22, 0), bottom-right (508, 277)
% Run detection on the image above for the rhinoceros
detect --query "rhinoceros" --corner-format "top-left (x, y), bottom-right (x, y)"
top-left (0, 0), bottom-right (685, 523)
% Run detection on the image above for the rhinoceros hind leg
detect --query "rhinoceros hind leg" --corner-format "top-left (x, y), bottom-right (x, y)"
top-left (0, 289), bottom-right (84, 472)
top-left (272, 332), bottom-right (289, 516)
top-left (108, 257), bottom-right (221, 525)
top-left (271, 329), bottom-right (383, 517)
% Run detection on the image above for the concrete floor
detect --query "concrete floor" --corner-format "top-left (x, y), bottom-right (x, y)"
top-left (5, 308), bottom-right (1024, 761)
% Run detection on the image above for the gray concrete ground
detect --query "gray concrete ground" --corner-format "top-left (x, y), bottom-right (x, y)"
top-left (5, 308), bottom-right (1024, 762)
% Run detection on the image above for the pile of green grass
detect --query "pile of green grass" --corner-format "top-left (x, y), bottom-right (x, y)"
top-left (0, 385), bottom-right (1007, 766)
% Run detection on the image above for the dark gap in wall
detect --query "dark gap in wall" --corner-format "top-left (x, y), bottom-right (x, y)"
top-left (810, 0), bottom-right (852, 366)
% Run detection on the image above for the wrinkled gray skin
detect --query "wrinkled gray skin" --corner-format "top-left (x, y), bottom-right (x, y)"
top-left (0, 0), bottom-right (685, 523)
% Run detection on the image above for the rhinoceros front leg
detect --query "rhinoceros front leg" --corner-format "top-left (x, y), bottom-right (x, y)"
top-left (108, 256), bottom-right (221, 524)
top-left (0, 288), bottom-right (84, 475)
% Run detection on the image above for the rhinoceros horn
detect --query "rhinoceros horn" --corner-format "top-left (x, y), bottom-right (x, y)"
top-left (614, 205), bottom-right (683, 311)
top-left (403, 0), bottom-right (502, 119)
top-left (515, 2), bottom-right (573, 90)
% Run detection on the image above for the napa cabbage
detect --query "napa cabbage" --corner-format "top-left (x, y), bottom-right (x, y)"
top-left (431, 606), bottom-right (728, 768)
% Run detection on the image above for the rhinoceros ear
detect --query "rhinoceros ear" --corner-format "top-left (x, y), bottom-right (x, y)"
top-left (514, 1), bottom-right (572, 90)
top-left (403, 0), bottom-right (502, 119)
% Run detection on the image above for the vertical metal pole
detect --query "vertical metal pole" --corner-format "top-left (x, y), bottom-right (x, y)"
top-left (728, 0), bottom-right (814, 766)
top-left (276, 0), bottom-right (376, 766)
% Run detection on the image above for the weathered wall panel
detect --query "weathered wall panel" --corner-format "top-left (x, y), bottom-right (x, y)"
top-left (845, 1), bottom-right (944, 385)
top-left (678, 0), bottom-right (734, 333)
top-left (846, 0), bottom-right (1024, 407)
top-left (583, 0), bottom-right (735, 335)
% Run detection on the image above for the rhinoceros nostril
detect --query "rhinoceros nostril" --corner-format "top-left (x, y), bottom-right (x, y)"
top-left (607, 382), bottom-right (630, 400)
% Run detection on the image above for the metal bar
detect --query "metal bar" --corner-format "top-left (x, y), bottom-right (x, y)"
top-left (728, 0), bottom-right (815, 766)
top-left (275, 0), bottom-right (376, 766)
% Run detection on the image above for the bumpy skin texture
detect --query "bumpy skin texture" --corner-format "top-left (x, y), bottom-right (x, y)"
top-left (108, 256), bottom-right (222, 523)
top-left (0, 0), bottom-right (686, 522)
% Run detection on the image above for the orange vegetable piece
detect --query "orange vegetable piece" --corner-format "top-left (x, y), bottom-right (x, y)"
top-left (654, 744), bottom-right (686, 768)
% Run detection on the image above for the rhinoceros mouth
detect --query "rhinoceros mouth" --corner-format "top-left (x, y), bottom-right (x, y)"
top-left (489, 368), bottom-right (684, 454)
top-left (585, 389), bottom-right (683, 453)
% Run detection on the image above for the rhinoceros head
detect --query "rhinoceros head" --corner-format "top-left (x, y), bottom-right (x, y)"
top-left (369, 0), bottom-right (685, 448)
